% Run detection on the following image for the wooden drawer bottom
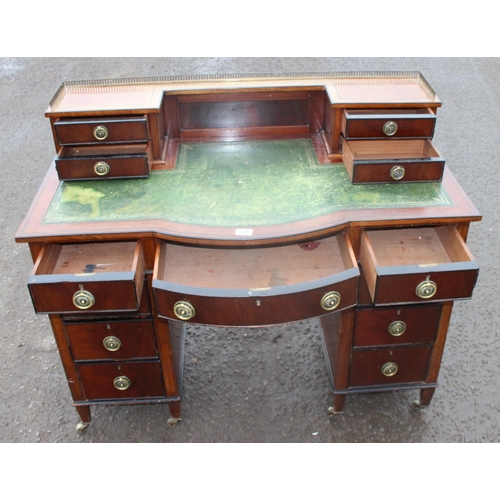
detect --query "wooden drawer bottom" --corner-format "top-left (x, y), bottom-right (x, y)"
top-left (78, 361), bottom-right (165, 400)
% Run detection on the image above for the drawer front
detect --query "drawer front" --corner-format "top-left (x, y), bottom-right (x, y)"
top-left (65, 319), bottom-right (157, 361)
top-left (153, 276), bottom-right (359, 327)
top-left (55, 148), bottom-right (150, 180)
top-left (28, 242), bottom-right (146, 314)
top-left (78, 361), bottom-right (165, 400)
top-left (349, 347), bottom-right (431, 387)
top-left (342, 109), bottom-right (436, 139)
top-left (354, 304), bottom-right (441, 347)
top-left (350, 159), bottom-right (445, 184)
top-left (54, 116), bottom-right (148, 146)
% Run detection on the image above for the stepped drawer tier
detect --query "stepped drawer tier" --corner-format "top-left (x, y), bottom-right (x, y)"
top-left (342, 108), bottom-right (436, 139)
top-left (153, 234), bottom-right (359, 326)
top-left (354, 304), bottom-right (441, 347)
top-left (64, 319), bottom-right (157, 361)
top-left (55, 144), bottom-right (152, 180)
top-left (54, 116), bottom-right (148, 146)
top-left (77, 361), bottom-right (165, 401)
top-left (28, 241), bottom-right (145, 314)
top-left (359, 226), bottom-right (479, 306)
top-left (342, 139), bottom-right (445, 184)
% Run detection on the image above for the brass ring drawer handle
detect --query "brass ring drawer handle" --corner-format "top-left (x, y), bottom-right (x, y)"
top-left (388, 320), bottom-right (406, 337)
top-left (174, 301), bottom-right (195, 320)
top-left (113, 376), bottom-right (131, 390)
top-left (381, 362), bottom-right (398, 377)
top-left (321, 291), bottom-right (341, 311)
top-left (383, 121), bottom-right (398, 136)
top-left (94, 161), bottom-right (110, 176)
top-left (390, 165), bottom-right (405, 180)
top-left (103, 336), bottom-right (122, 352)
top-left (93, 125), bottom-right (108, 140)
top-left (416, 280), bottom-right (437, 299)
top-left (72, 290), bottom-right (95, 310)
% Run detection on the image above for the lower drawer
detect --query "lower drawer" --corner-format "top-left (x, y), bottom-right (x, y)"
top-left (65, 319), bottom-right (157, 361)
top-left (77, 361), bottom-right (165, 400)
top-left (349, 346), bottom-right (431, 387)
top-left (55, 144), bottom-right (152, 180)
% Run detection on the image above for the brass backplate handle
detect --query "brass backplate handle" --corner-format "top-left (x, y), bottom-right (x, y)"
top-left (113, 376), bottom-right (131, 390)
top-left (321, 291), bottom-right (341, 311)
top-left (381, 362), bottom-right (398, 377)
top-left (94, 161), bottom-right (110, 176)
top-left (383, 121), bottom-right (398, 136)
top-left (388, 320), bottom-right (406, 337)
top-left (416, 280), bottom-right (437, 299)
top-left (93, 125), bottom-right (108, 140)
top-left (72, 289), bottom-right (95, 310)
top-left (103, 336), bottom-right (122, 352)
top-left (390, 165), bottom-right (405, 180)
top-left (173, 301), bottom-right (195, 320)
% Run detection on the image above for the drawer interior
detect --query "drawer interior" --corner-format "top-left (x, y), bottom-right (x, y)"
top-left (34, 242), bottom-right (141, 276)
top-left (344, 139), bottom-right (440, 161)
top-left (58, 144), bottom-right (149, 158)
top-left (155, 234), bottom-right (357, 291)
top-left (344, 108), bottom-right (434, 118)
top-left (363, 226), bottom-right (472, 268)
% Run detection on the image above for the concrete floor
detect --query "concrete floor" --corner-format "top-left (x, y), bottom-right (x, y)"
top-left (1, 57), bottom-right (499, 445)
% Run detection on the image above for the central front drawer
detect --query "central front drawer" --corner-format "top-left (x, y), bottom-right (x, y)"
top-left (342, 108), bottom-right (436, 139)
top-left (153, 234), bottom-right (359, 326)
top-left (54, 116), bottom-right (148, 146)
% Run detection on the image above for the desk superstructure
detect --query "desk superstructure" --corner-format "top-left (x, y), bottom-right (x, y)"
top-left (16, 72), bottom-right (480, 431)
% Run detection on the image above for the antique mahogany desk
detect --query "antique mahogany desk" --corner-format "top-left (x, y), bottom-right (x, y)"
top-left (15, 72), bottom-right (481, 432)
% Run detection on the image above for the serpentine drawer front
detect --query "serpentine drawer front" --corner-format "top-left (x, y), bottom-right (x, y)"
top-left (64, 319), bottom-right (157, 361)
top-left (153, 234), bottom-right (360, 326)
top-left (55, 144), bottom-right (152, 180)
top-left (359, 226), bottom-right (479, 306)
top-left (28, 241), bottom-right (146, 314)
top-left (54, 116), bottom-right (149, 146)
top-left (341, 108), bottom-right (437, 140)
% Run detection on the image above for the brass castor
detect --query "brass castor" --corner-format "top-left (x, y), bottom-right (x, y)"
top-left (167, 418), bottom-right (181, 428)
top-left (76, 421), bottom-right (90, 433)
top-left (328, 406), bottom-right (343, 416)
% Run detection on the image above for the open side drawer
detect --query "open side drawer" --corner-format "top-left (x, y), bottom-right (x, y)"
top-left (359, 226), bottom-right (479, 306)
top-left (55, 143), bottom-right (152, 180)
top-left (28, 241), bottom-right (145, 314)
top-left (342, 108), bottom-right (436, 139)
top-left (152, 233), bottom-right (359, 326)
top-left (342, 139), bottom-right (445, 184)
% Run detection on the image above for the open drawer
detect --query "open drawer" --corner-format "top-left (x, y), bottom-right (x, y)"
top-left (359, 226), bottom-right (479, 305)
top-left (28, 241), bottom-right (145, 314)
top-left (342, 139), bottom-right (445, 184)
top-left (152, 233), bottom-right (359, 326)
top-left (55, 143), bottom-right (152, 180)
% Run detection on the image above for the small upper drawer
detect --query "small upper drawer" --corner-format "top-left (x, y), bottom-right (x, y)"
top-left (342, 139), bottom-right (445, 184)
top-left (354, 304), bottom-right (441, 347)
top-left (54, 116), bottom-right (148, 146)
top-left (153, 234), bottom-right (359, 326)
top-left (64, 319), bottom-right (157, 361)
top-left (342, 108), bottom-right (436, 139)
top-left (28, 241), bottom-right (145, 314)
top-left (359, 226), bottom-right (479, 306)
top-left (55, 144), bottom-right (152, 180)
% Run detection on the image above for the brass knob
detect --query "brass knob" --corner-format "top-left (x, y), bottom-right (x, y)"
top-left (93, 125), bottom-right (108, 140)
top-left (321, 291), bottom-right (341, 311)
top-left (383, 121), bottom-right (398, 136)
top-left (381, 362), bottom-right (398, 377)
top-left (103, 336), bottom-right (121, 352)
top-left (94, 161), bottom-right (110, 176)
top-left (72, 290), bottom-right (95, 310)
top-left (416, 280), bottom-right (437, 299)
top-left (390, 165), bottom-right (405, 180)
top-left (388, 320), bottom-right (406, 337)
top-left (173, 301), bottom-right (195, 320)
top-left (113, 376), bottom-right (131, 390)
